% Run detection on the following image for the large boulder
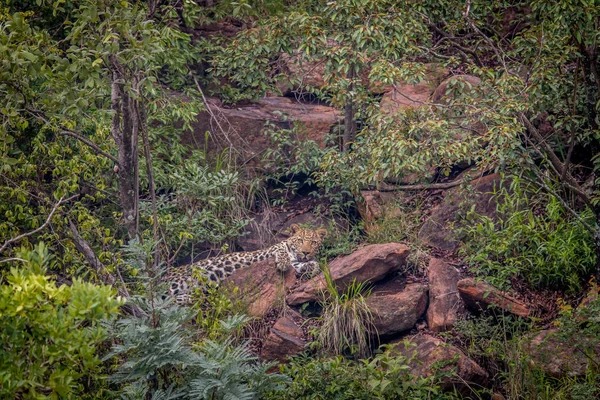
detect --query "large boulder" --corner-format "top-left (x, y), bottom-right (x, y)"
top-left (526, 329), bottom-right (600, 378)
top-left (426, 258), bottom-right (464, 332)
top-left (187, 97), bottom-right (340, 171)
top-left (367, 280), bottom-right (428, 336)
top-left (287, 243), bottom-right (410, 305)
top-left (227, 259), bottom-right (296, 318)
top-left (392, 334), bottom-right (488, 391)
top-left (418, 172), bottom-right (506, 253)
top-left (261, 310), bottom-right (307, 362)
top-left (457, 278), bottom-right (530, 318)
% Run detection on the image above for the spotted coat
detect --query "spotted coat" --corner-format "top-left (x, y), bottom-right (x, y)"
top-left (164, 224), bottom-right (327, 305)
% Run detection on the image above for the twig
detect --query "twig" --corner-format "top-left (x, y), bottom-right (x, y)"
top-left (0, 195), bottom-right (76, 254)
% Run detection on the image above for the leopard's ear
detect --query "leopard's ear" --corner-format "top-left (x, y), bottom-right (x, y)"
top-left (289, 224), bottom-right (301, 234)
top-left (316, 228), bottom-right (327, 239)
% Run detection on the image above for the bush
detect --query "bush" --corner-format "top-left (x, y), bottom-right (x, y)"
top-left (460, 177), bottom-right (595, 293)
top-left (264, 351), bottom-right (456, 400)
top-left (0, 243), bottom-right (123, 399)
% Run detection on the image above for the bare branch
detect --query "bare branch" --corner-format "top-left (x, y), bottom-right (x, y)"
top-left (377, 178), bottom-right (466, 192)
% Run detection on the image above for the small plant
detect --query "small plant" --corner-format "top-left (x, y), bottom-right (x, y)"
top-left (459, 176), bottom-right (595, 293)
top-left (315, 263), bottom-right (375, 359)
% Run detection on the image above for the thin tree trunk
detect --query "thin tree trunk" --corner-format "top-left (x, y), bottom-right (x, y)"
top-left (343, 65), bottom-right (356, 152)
top-left (110, 58), bottom-right (140, 240)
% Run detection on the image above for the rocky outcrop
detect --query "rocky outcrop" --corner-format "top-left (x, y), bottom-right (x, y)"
top-left (188, 96), bottom-right (339, 170)
top-left (380, 81), bottom-right (432, 113)
top-left (367, 280), bottom-right (428, 336)
top-left (426, 258), bottom-right (464, 332)
top-left (380, 64), bottom-right (447, 113)
top-left (457, 278), bottom-right (529, 318)
top-left (526, 329), bottom-right (600, 378)
top-left (261, 311), bottom-right (307, 362)
top-left (418, 172), bottom-right (506, 252)
top-left (287, 243), bottom-right (410, 305)
top-left (227, 259), bottom-right (296, 318)
top-left (392, 334), bottom-right (488, 391)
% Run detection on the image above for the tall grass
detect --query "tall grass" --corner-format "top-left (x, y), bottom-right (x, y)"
top-left (316, 263), bottom-right (375, 359)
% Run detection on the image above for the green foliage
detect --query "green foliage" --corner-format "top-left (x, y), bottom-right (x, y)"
top-left (315, 264), bottom-right (375, 359)
top-left (460, 177), bottom-right (595, 293)
top-left (0, 243), bottom-right (122, 399)
top-left (318, 222), bottom-right (363, 260)
top-left (454, 311), bottom-right (600, 399)
top-left (107, 240), bottom-right (285, 399)
top-left (264, 351), bottom-right (455, 400)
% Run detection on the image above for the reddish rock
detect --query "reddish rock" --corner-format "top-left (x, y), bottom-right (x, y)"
top-left (287, 243), bottom-right (410, 305)
top-left (357, 190), bottom-right (406, 224)
top-left (426, 258), bottom-right (464, 332)
top-left (418, 172), bottom-right (506, 252)
top-left (380, 81), bottom-right (432, 113)
top-left (187, 97), bottom-right (340, 171)
top-left (367, 281), bottom-right (428, 336)
top-left (527, 329), bottom-right (600, 378)
top-left (261, 311), bottom-right (307, 362)
top-left (227, 259), bottom-right (296, 318)
top-left (392, 334), bottom-right (488, 391)
top-left (457, 278), bottom-right (529, 318)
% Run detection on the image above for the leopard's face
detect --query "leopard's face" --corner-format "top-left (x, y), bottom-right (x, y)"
top-left (286, 224), bottom-right (327, 262)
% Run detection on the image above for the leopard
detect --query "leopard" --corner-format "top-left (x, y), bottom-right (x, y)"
top-left (164, 224), bottom-right (327, 305)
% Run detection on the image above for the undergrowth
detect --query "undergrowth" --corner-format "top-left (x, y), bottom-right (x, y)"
top-left (459, 177), bottom-right (595, 293)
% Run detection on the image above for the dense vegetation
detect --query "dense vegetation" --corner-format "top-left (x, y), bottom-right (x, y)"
top-left (1, 0), bottom-right (600, 398)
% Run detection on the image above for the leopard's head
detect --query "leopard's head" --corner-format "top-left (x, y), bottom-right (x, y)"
top-left (287, 224), bottom-right (327, 262)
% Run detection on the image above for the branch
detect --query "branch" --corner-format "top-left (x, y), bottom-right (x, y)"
top-left (377, 178), bottom-right (466, 192)
top-left (0, 195), bottom-right (76, 255)
top-left (25, 107), bottom-right (119, 164)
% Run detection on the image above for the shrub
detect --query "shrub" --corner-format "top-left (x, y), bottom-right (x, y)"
top-left (0, 243), bottom-right (123, 399)
top-left (460, 177), bottom-right (595, 293)
top-left (264, 351), bottom-right (455, 400)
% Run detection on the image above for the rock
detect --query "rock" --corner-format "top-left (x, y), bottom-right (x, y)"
top-left (280, 53), bottom-right (327, 91)
top-left (287, 243), bottom-right (410, 305)
top-left (392, 334), bottom-right (488, 391)
top-left (261, 310), bottom-right (307, 362)
top-left (367, 281), bottom-right (428, 336)
top-left (380, 81), bottom-right (432, 113)
top-left (432, 74), bottom-right (481, 104)
top-left (418, 172), bottom-right (506, 252)
top-left (526, 329), bottom-right (600, 378)
top-left (357, 190), bottom-right (406, 224)
top-left (457, 278), bottom-right (529, 318)
top-left (187, 97), bottom-right (340, 171)
top-left (426, 258), bottom-right (464, 332)
top-left (226, 259), bottom-right (296, 318)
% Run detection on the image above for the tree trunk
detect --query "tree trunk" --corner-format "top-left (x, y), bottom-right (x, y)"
top-left (110, 59), bottom-right (140, 240)
top-left (342, 66), bottom-right (356, 152)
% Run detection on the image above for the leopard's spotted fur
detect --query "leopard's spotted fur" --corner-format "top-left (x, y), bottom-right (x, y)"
top-left (165, 224), bottom-right (327, 305)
